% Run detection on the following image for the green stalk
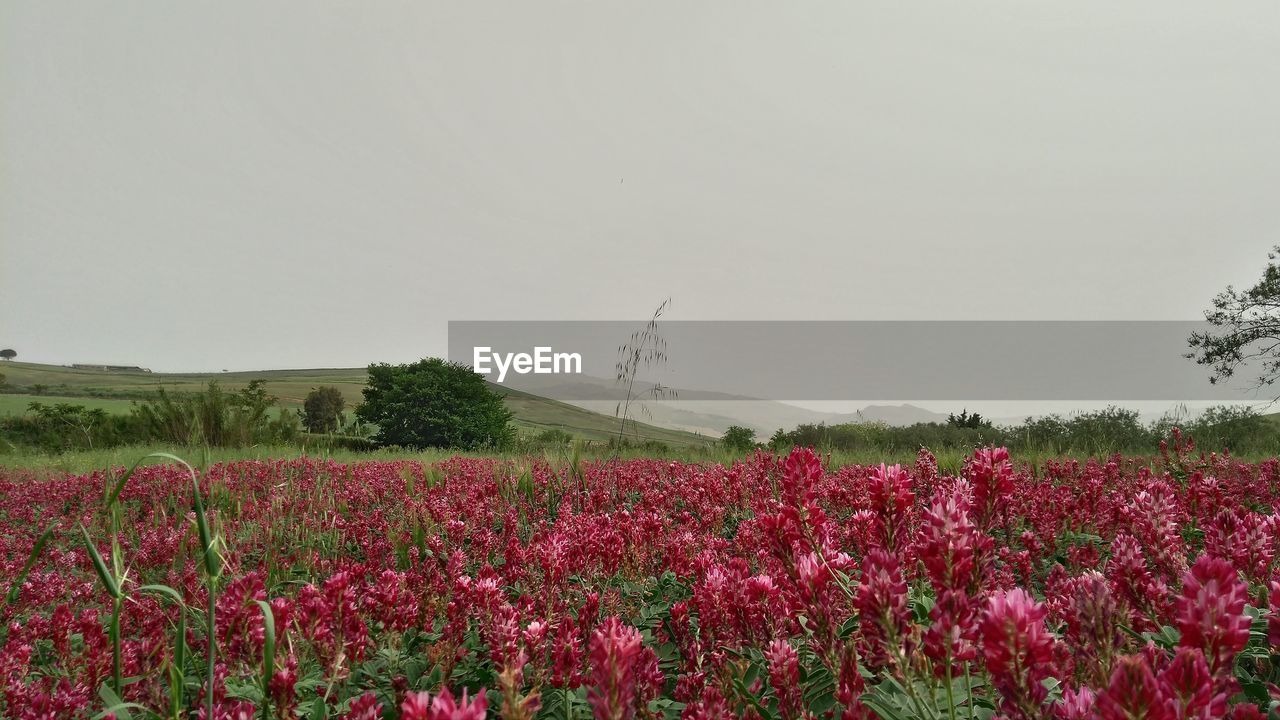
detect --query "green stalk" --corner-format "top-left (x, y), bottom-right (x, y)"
top-left (111, 595), bottom-right (123, 697)
top-left (139, 453), bottom-right (220, 720)
top-left (964, 664), bottom-right (973, 718)
top-left (79, 523), bottom-right (124, 695)
top-left (255, 600), bottom-right (276, 720)
top-left (206, 589), bottom-right (216, 720)
top-left (190, 464), bottom-right (221, 720)
top-left (945, 662), bottom-right (956, 720)
top-left (139, 584), bottom-right (187, 720)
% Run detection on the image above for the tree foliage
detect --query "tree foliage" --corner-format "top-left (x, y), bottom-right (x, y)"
top-left (770, 404), bottom-right (1276, 455)
top-left (0, 349), bottom-right (15, 361)
top-left (720, 425), bottom-right (757, 451)
top-left (1188, 246), bottom-right (1280, 397)
top-left (302, 386), bottom-right (346, 433)
top-left (947, 409), bottom-right (991, 429)
top-left (356, 358), bottom-right (514, 450)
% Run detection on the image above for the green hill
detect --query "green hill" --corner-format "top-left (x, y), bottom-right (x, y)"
top-left (0, 362), bottom-right (713, 447)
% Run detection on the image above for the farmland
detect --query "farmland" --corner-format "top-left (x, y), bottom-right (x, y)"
top-left (0, 362), bottom-right (713, 448)
top-left (2, 436), bottom-right (1279, 718)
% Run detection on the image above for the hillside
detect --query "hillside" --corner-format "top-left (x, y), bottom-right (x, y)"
top-left (0, 362), bottom-right (714, 447)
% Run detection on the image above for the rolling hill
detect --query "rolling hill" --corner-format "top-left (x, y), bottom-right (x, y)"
top-left (0, 362), bottom-right (715, 447)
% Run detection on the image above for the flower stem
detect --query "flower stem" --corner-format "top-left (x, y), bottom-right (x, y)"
top-left (206, 586), bottom-right (217, 720)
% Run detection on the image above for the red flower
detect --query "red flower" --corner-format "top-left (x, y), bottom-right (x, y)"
top-left (980, 588), bottom-right (1057, 718)
top-left (963, 447), bottom-right (1014, 528)
top-left (867, 464), bottom-right (914, 552)
top-left (1096, 654), bottom-right (1161, 720)
top-left (1053, 687), bottom-right (1095, 719)
top-left (1174, 555), bottom-right (1250, 676)
top-left (587, 617), bottom-right (654, 720)
top-left (401, 688), bottom-right (489, 720)
top-left (764, 639), bottom-right (803, 720)
top-left (854, 549), bottom-right (911, 669)
top-left (1157, 647), bottom-right (1227, 719)
top-left (343, 692), bottom-right (382, 720)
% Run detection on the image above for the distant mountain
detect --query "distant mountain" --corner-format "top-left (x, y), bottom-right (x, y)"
top-left (568, 399), bottom-right (952, 438)
top-left (498, 372), bottom-right (953, 437)
top-left (825, 404), bottom-right (952, 427)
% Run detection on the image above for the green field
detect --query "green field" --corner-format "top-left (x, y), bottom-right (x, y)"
top-left (0, 393), bottom-right (140, 417)
top-left (0, 362), bottom-right (714, 447)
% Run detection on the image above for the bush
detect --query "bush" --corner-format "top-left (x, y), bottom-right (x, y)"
top-left (131, 380), bottom-right (299, 447)
top-left (720, 425), bottom-right (757, 451)
top-left (0, 402), bottom-right (141, 452)
top-left (303, 386), bottom-right (346, 433)
top-left (1186, 405), bottom-right (1272, 453)
top-left (356, 358), bottom-right (514, 450)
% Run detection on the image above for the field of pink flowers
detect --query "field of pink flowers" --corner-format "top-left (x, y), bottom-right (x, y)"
top-left (3, 433), bottom-right (1280, 719)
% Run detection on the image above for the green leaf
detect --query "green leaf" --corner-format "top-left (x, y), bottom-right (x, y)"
top-left (137, 584), bottom-right (185, 605)
top-left (190, 468), bottom-right (222, 580)
top-left (79, 524), bottom-right (121, 599)
top-left (256, 599), bottom-right (277, 720)
top-left (94, 684), bottom-right (149, 720)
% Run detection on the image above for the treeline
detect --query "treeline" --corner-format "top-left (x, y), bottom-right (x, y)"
top-left (766, 405), bottom-right (1278, 456)
top-left (0, 381), bottom-right (307, 452)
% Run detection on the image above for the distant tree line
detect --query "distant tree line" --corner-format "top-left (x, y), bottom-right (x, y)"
top-left (766, 405), bottom-right (1277, 456)
top-left (0, 381), bottom-right (303, 452)
top-left (0, 359), bottom-right (521, 454)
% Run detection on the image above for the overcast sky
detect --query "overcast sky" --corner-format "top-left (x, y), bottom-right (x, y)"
top-left (2, 2), bottom-right (1278, 372)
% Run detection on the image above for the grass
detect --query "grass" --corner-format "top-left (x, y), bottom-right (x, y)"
top-left (0, 438), bottom-right (1205, 477)
top-left (0, 393), bottom-right (140, 417)
top-left (0, 361), bottom-right (714, 448)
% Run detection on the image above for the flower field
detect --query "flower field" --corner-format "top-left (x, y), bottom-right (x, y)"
top-left (3, 434), bottom-right (1280, 719)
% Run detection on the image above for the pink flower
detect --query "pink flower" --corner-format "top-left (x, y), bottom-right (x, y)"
top-left (1096, 654), bottom-right (1161, 720)
top-left (963, 447), bottom-right (1014, 528)
top-left (854, 549), bottom-right (911, 669)
top-left (1156, 647), bottom-right (1227, 719)
top-left (923, 589), bottom-right (979, 673)
top-left (764, 639), bottom-right (802, 720)
top-left (781, 447), bottom-right (824, 506)
top-left (867, 464), bottom-right (914, 552)
top-left (1268, 581), bottom-right (1280, 649)
top-left (1174, 555), bottom-right (1250, 676)
top-left (587, 617), bottom-right (650, 720)
top-left (1053, 687), bottom-right (1095, 719)
top-left (401, 689), bottom-right (488, 720)
top-left (1054, 571), bottom-right (1123, 686)
top-left (1106, 533), bottom-right (1169, 631)
top-left (1228, 705), bottom-right (1267, 720)
top-left (917, 481), bottom-right (992, 594)
top-left (980, 588), bottom-right (1058, 718)
top-left (343, 692), bottom-right (382, 720)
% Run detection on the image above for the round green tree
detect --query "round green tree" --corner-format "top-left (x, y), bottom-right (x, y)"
top-left (720, 425), bottom-right (757, 451)
top-left (303, 385), bottom-right (346, 433)
top-left (356, 358), bottom-right (514, 449)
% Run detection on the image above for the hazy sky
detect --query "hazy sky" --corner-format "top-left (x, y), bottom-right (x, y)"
top-left (3, 2), bottom-right (1278, 372)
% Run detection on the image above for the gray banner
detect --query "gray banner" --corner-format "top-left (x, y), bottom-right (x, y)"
top-left (447, 321), bottom-right (1260, 402)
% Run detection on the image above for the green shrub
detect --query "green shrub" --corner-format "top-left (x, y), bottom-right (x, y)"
top-left (131, 380), bottom-right (298, 447)
top-left (302, 386), bottom-right (346, 433)
top-left (355, 358), bottom-right (514, 450)
top-left (720, 425), bottom-right (757, 451)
